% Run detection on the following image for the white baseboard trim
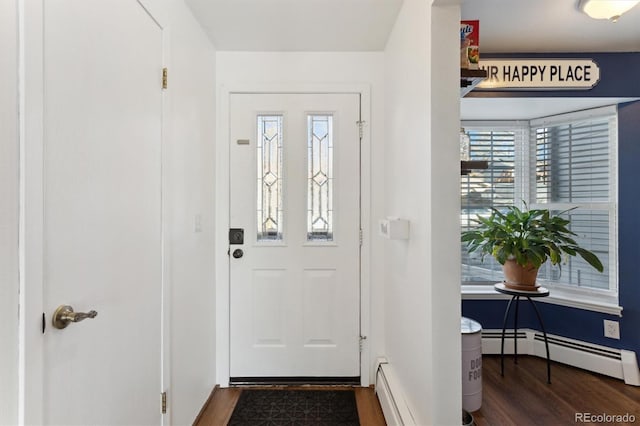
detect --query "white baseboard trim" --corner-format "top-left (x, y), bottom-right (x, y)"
top-left (374, 357), bottom-right (416, 426)
top-left (481, 329), bottom-right (640, 386)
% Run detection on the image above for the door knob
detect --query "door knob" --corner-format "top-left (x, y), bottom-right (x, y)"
top-left (52, 305), bottom-right (98, 329)
top-left (232, 248), bottom-right (244, 259)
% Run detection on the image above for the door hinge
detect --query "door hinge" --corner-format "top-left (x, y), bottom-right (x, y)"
top-left (359, 229), bottom-right (363, 247)
top-left (161, 391), bottom-right (167, 414)
top-left (356, 120), bottom-right (366, 139)
top-left (359, 335), bottom-right (367, 353)
top-left (162, 68), bottom-right (168, 90)
top-left (42, 312), bottom-right (46, 334)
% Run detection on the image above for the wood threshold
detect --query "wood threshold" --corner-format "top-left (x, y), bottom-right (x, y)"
top-left (192, 385), bottom-right (220, 426)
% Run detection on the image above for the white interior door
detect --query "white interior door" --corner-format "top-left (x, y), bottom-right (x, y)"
top-left (43, 1), bottom-right (163, 424)
top-left (229, 93), bottom-right (361, 379)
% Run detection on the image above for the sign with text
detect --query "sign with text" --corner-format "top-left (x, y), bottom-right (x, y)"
top-left (476, 59), bottom-right (600, 90)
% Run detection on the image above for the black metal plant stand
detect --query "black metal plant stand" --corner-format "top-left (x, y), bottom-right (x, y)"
top-left (495, 283), bottom-right (552, 384)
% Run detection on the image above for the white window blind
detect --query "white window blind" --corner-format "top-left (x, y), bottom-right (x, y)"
top-left (461, 128), bottom-right (517, 283)
top-left (461, 108), bottom-right (617, 296)
top-left (531, 110), bottom-right (617, 291)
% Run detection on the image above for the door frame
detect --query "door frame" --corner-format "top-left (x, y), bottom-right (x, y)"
top-left (19, 1), bottom-right (170, 423)
top-left (215, 84), bottom-right (372, 387)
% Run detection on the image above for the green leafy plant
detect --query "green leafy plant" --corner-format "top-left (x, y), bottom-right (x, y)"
top-left (461, 205), bottom-right (604, 272)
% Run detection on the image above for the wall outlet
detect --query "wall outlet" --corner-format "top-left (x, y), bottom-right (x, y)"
top-left (604, 319), bottom-right (620, 339)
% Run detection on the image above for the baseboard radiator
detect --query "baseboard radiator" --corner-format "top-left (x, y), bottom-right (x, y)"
top-left (374, 358), bottom-right (416, 426)
top-left (482, 329), bottom-right (640, 386)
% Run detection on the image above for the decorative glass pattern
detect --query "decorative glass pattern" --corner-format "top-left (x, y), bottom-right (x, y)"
top-left (257, 115), bottom-right (283, 241)
top-left (307, 115), bottom-right (334, 241)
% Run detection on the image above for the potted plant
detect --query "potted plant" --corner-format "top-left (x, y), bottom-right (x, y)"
top-left (461, 205), bottom-right (604, 291)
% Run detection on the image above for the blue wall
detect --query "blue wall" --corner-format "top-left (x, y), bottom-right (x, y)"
top-left (463, 52), bottom-right (640, 360)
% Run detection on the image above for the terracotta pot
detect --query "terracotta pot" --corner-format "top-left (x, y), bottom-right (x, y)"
top-left (502, 259), bottom-right (539, 291)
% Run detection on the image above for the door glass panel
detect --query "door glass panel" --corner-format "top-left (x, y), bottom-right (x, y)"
top-left (257, 115), bottom-right (283, 241)
top-left (307, 115), bottom-right (334, 241)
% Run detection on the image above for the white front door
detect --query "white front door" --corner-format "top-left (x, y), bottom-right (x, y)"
top-left (43, 1), bottom-right (163, 424)
top-left (229, 93), bottom-right (361, 379)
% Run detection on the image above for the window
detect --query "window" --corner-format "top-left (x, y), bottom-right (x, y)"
top-left (461, 107), bottom-right (618, 301)
top-left (307, 114), bottom-right (334, 241)
top-left (256, 114), bottom-right (337, 243)
top-left (257, 115), bottom-right (284, 241)
top-left (461, 124), bottom-right (523, 283)
top-left (531, 110), bottom-right (617, 292)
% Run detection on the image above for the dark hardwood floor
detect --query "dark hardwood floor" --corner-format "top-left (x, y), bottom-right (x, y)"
top-left (193, 357), bottom-right (640, 426)
top-left (473, 356), bottom-right (640, 426)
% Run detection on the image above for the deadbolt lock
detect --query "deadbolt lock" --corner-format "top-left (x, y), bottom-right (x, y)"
top-left (229, 228), bottom-right (244, 245)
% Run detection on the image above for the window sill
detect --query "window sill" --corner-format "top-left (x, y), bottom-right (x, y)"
top-left (462, 284), bottom-right (623, 317)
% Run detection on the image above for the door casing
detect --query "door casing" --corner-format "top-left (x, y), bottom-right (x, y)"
top-left (215, 84), bottom-right (372, 387)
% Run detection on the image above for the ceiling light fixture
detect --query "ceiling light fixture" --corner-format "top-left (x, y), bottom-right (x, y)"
top-left (578, 0), bottom-right (640, 22)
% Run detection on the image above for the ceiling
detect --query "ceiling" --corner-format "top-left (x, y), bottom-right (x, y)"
top-left (461, 97), bottom-right (639, 120)
top-left (185, 0), bottom-right (640, 52)
top-left (184, 0), bottom-right (639, 118)
top-left (184, 0), bottom-right (403, 51)
top-left (462, 0), bottom-right (640, 53)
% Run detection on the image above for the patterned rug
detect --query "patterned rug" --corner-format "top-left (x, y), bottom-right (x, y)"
top-left (228, 389), bottom-right (360, 426)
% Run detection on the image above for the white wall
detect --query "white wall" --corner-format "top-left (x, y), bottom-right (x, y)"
top-left (429, 2), bottom-right (463, 423)
top-left (159, 1), bottom-right (218, 424)
top-left (0, 1), bottom-right (19, 424)
top-left (383, 0), bottom-right (461, 424)
top-left (216, 52), bottom-right (386, 383)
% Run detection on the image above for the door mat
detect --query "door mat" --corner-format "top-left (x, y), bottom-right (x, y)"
top-left (228, 389), bottom-right (360, 426)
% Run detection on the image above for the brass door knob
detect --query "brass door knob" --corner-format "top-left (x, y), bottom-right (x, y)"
top-left (52, 305), bottom-right (98, 329)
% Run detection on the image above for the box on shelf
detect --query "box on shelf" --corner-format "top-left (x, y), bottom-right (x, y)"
top-left (460, 20), bottom-right (479, 70)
